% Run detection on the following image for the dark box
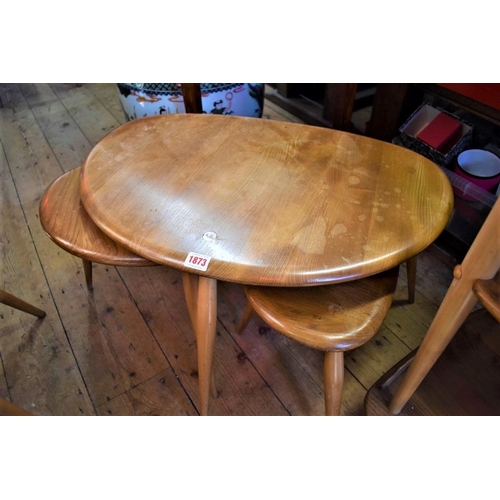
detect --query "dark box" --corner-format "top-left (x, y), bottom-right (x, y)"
top-left (399, 103), bottom-right (473, 166)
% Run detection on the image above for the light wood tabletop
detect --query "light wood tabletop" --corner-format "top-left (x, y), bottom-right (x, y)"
top-left (80, 114), bottom-right (454, 415)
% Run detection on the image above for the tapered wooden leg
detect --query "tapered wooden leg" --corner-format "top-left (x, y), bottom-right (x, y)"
top-left (236, 300), bottom-right (254, 334)
top-left (182, 272), bottom-right (217, 399)
top-left (324, 351), bottom-right (344, 416)
top-left (390, 198), bottom-right (500, 414)
top-left (182, 272), bottom-right (199, 329)
top-left (0, 289), bottom-right (46, 318)
top-left (389, 278), bottom-right (479, 414)
top-left (196, 276), bottom-right (218, 415)
top-left (406, 255), bottom-right (417, 304)
top-left (82, 258), bottom-right (93, 291)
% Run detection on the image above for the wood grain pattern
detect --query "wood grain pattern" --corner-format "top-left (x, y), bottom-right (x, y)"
top-left (96, 368), bottom-right (198, 416)
top-left (244, 268), bottom-right (399, 351)
top-left (1, 86), bottom-right (170, 408)
top-left (40, 167), bottom-right (155, 266)
top-left (0, 136), bottom-right (95, 415)
top-left (20, 83), bottom-right (290, 415)
top-left (243, 269), bottom-right (398, 414)
top-left (1, 83), bottom-right (473, 416)
top-left (117, 265), bottom-right (289, 415)
top-left (79, 113), bottom-right (454, 415)
top-left (344, 324), bottom-right (412, 389)
top-left (20, 83), bottom-right (94, 172)
top-left (217, 280), bottom-right (368, 416)
top-left (49, 83), bottom-right (121, 145)
top-left (81, 114), bottom-right (454, 286)
top-left (84, 83), bottom-right (128, 125)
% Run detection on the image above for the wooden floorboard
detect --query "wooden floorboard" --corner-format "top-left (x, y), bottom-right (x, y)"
top-left (366, 312), bottom-right (500, 416)
top-left (0, 139), bottom-right (95, 415)
top-left (1, 82), bottom-right (479, 416)
top-left (96, 368), bottom-right (198, 416)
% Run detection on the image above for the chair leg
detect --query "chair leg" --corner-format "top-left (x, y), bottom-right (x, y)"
top-left (236, 300), bottom-right (254, 334)
top-left (82, 258), bottom-right (93, 291)
top-left (406, 255), bottom-right (417, 304)
top-left (324, 351), bottom-right (344, 416)
top-left (0, 289), bottom-right (46, 318)
top-left (389, 278), bottom-right (478, 414)
top-left (390, 198), bottom-right (500, 414)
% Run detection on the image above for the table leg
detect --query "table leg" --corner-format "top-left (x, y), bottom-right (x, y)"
top-left (182, 272), bottom-right (218, 401)
top-left (324, 351), bottom-right (344, 416)
top-left (236, 300), bottom-right (254, 334)
top-left (182, 272), bottom-right (199, 328)
top-left (82, 258), bottom-right (93, 291)
top-left (196, 276), bottom-right (218, 416)
top-left (406, 255), bottom-right (417, 304)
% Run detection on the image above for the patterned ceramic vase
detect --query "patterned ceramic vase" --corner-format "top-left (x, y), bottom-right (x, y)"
top-left (117, 83), bottom-right (264, 121)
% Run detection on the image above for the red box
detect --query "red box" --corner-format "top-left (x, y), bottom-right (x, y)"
top-left (416, 112), bottom-right (462, 153)
top-left (399, 103), bottom-right (473, 166)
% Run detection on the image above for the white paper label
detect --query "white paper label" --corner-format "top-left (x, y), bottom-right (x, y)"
top-left (184, 252), bottom-right (211, 271)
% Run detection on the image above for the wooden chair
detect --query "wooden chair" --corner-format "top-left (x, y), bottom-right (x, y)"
top-left (0, 289), bottom-right (46, 318)
top-left (238, 267), bottom-right (399, 415)
top-left (473, 272), bottom-right (500, 322)
top-left (388, 195), bottom-right (500, 415)
top-left (38, 84), bottom-right (203, 291)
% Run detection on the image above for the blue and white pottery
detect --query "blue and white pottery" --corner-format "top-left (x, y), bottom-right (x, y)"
top-left (117, 83), bottom-right (264, 121)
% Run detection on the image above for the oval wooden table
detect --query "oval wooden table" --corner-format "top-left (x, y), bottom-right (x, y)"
top-left (80, 114), bottom-right (454, 415)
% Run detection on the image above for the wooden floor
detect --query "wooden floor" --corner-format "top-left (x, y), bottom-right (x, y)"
top-left (365, 310), bottom-right (500, 416)
top-left (0, 83), bottom-right (489, 416)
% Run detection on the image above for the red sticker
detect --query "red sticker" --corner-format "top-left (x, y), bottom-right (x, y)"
top-left (184, 252), bottom-right (211, 271)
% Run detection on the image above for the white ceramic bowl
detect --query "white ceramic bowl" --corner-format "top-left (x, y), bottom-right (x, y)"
top-left (454, 149), bottom-right (500, 193)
